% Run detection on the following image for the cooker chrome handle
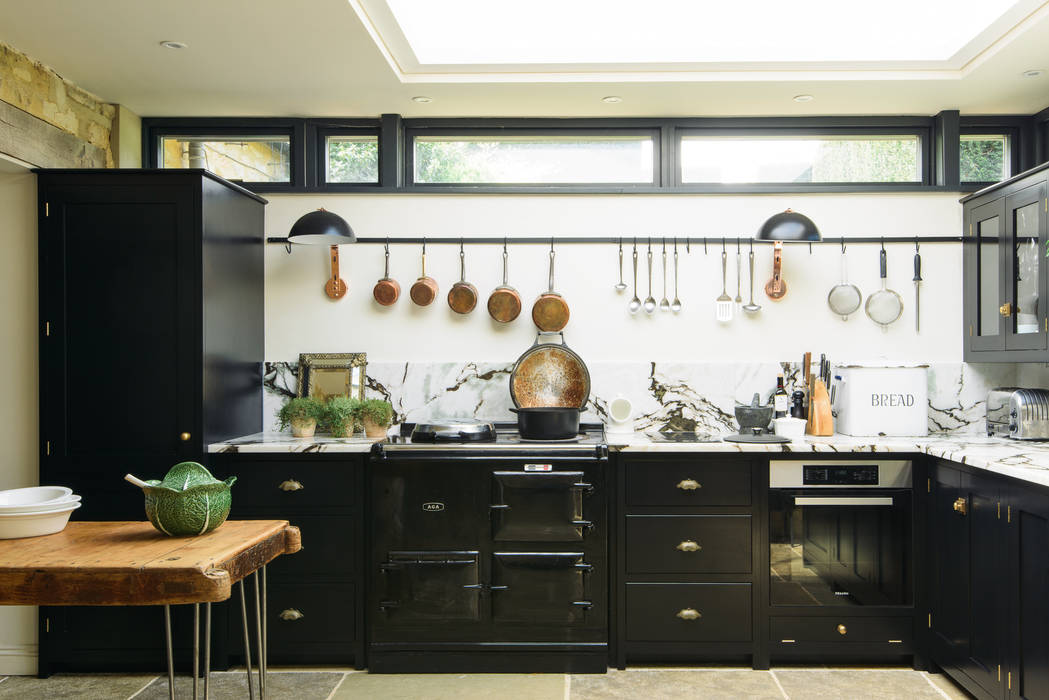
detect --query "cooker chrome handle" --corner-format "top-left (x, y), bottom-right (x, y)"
top-left (676, 479), bottom-right (701, 490)
top-left (676, 608), bottom-right (702, 620)
top-left (793, 496), bottom-right (894, 506)
top-left (489, 504), bottom-right (510, 510)
top-left (572, 481), bottom-right (595, 493)
top-left (571, 600), bottom-right (593, 610)
top-left (279, 608), bottom-right (304, 621)
top-left (279, 479), bottom-right (304, 492)
top-left (676, 540), bottom-right (701, 552)
top-left (572, 519), bottom-right (594, 530)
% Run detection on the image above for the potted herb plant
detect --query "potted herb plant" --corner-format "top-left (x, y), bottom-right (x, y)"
top-left (277, 397), bottom-right (325, 438)
top-left (325, 396), bottom-right (362, 438)
top-left (360, 399), bottom-right (394, 438)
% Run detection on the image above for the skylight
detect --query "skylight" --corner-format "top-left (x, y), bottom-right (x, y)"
top-left (378, 0), bottom-right (1028, 66)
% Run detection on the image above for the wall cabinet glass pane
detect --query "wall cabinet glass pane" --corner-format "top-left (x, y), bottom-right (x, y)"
top-left (161, 136), bottom-right (290, 183)
top-left (1013, 201), bottom-right (1040, 335)
top-left (977, 215), bottom-right (1001, 338)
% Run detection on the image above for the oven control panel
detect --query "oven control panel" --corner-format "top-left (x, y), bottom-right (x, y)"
top-left (802, 464), bottom-right (878, 486)
top-left (769, 460), bottom-right (911, 488)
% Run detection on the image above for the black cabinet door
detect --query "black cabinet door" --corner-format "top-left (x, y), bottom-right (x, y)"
top-left (1008, 487), bottom-right (1049, 700)
top-left (964, 197), bottom-right (1008, 355)
top-left (1003, 181), bottom-right (1048, 352)
top-left (929, 464), bottom-right (970, 668)
top-left (40, 183), bottom-right (199, 475)
top-left (966, 470), bottom-right (1006, 697)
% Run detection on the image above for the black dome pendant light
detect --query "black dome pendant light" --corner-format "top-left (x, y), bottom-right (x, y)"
top-left (756, 209), bottom-right (821, 242)
top-left (287, 208), bottom-right (356, 245)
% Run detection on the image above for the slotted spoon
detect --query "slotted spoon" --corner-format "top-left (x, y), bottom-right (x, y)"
top-left (716, 247), bottom-right (734, 322)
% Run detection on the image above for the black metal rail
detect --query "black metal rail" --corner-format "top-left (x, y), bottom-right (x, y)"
top-left (267, 235), bottom-right (963, 247)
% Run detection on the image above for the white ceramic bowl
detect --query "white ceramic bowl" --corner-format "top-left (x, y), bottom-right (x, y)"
top-left (0, 495), bottom-right (81, 514)
top-left (0, 501), bottom-right (80, 539)
top-left (0, 486), bottom-right (74, 507)
top-left (773, 417), bottom-right (807, 440)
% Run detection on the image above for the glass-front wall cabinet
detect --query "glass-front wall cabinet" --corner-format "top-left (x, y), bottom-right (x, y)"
top-left (963, 164), bottom-right (1048, 361)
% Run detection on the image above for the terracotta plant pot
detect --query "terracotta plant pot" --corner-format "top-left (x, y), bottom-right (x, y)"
top-left (290, 418), bottom-right (317, 438)
top-left (331, 420), bottom-right (360, 439)
top-left (363, 418), bottom-right (389, 439)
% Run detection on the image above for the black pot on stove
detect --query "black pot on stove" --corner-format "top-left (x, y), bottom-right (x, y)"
top-left (509, 407), bottom-right (580, 440)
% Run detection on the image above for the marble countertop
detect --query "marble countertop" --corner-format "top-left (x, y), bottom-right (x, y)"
top-left (208, 432), bottom-right (383, 454)
top-left (209, 431), bottom-right (1049, 489)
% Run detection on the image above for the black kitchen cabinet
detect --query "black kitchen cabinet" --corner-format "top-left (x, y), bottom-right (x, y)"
top-left (35, 170), bottom-right (265, 674)
top-left (211, 454), bottom-right (365, 668)
top-left (928, 459), bottom-right (1049, 700)
top-left (962, 161), bottom-right (1049, 362)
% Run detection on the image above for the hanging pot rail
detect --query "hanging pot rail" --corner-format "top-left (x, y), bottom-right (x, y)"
top-left (268, 235), bottom-right (963, 248)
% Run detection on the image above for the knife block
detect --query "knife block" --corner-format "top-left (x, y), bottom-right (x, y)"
top-left (806, 379), bottom-right (834, 436)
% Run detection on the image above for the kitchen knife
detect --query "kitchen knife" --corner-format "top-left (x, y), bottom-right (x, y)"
top-left (913, 245), bottom-right (922, 333)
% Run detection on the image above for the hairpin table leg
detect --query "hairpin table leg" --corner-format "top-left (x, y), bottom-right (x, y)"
top-left (164, 605), bottom-right (175, 700)
top-left (192, 603), bottom-right (199, 700)
top-left (253, 571), bottom-right (265, 699)
top-left (240, 580), bottom-right (255, 700)
top-left (204, 602), bottom-right (211, 700)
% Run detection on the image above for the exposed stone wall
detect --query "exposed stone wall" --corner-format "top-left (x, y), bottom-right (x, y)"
top-left (162, 136), bottom-right (289, 182)
top-left (0, 41), bottom-right (115, 166)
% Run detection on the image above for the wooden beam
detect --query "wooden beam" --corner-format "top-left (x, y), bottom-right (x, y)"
top-left (0, 99), bottom-right (107, 169)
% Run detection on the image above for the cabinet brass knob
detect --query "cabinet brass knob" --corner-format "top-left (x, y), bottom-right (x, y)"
top-left (837, 624), bottom-right (847, 635)
top-left (953, 497), bottom-right (967, 515)
top-left (279, 608), bottom-right (304, 621)
top-left (676, 479), bottom-right (701, 491)
top-left (676, 608), bottom-right (702, 620)
top-left (1000, 302), bottom-right (1013, 317)
top-left (279, 479), bottom-right (304, 492)
top-left (676, 540), bottom-right (701, 552)
top-left (179, 432), bottom-right (191, 442)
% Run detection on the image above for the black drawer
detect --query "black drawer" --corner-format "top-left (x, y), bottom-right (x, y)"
top-left (261, 514), bottom-right (355, 581)
top-left (230, 582), bottom-right (356, 661)
top-left (626, 515), bottom-right (752, 574)
top-left (219, 460), bottom-right (357, 511)
top-left (770, 616), bottom-right (912, 644)
top-left (626, 583), bottom-right (751, 642)
top-left (625, 459), bottom-right (751, 507)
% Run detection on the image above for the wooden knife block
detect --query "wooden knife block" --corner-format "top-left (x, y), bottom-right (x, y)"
top-left (806, 379), bottom-right (834, 436)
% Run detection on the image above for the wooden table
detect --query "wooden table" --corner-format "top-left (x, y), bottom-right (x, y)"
top-left (0, 520), bottom-right (301, 700)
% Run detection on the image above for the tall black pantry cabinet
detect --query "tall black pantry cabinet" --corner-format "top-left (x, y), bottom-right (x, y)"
top-left (34, 170), bottom-right (265, 673)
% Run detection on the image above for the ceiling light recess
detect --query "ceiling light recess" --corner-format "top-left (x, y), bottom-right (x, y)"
top-left (602, 96), bottom-right (623, 103)
top-left (411, 95), bottom-right (433, 103)
top-left (793, 94), bottom-right (814, 103)
top-left (1023, 69), bottom-right (1044, 77)
top-left (159, 40), bottom-right (187, 50)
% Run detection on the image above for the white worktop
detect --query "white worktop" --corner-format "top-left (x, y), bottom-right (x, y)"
top-left (208, 432), bottom-right (383, 454)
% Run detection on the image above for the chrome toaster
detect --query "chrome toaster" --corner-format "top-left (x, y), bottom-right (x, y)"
top-left (987, 388), bottom-right (1049, 440)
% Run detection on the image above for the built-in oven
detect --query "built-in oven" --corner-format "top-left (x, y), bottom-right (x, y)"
top-left (769, 460), bottom-right (912, 608)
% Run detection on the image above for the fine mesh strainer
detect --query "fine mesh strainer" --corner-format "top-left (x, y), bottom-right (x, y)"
top-left (865, 247), bottom-right (903, 331)
top-left (827, 246), bottom-right (862, 320)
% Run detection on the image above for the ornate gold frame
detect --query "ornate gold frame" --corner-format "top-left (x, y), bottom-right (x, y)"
top-left (297, 352), bottom-right (367, 402)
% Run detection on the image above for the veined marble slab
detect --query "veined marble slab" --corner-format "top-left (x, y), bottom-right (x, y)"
top-left (209, 432), bottom-right (382, 454)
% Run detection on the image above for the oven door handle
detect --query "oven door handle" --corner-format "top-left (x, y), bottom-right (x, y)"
top-left (793, 496), bottom-right (894, 506)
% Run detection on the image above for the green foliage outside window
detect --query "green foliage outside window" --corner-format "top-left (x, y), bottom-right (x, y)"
top-left (327, 139), bottom-right (379, 183)
top-left (960, 137), bottom-right (1007, 182)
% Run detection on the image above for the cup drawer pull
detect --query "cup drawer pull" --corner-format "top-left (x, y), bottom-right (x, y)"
top-left (279, 480), bottom-right (304, 492)
top-left (676, 540), bottom-right (701, 552)
top-left (279, 608), bottom-right (304, 621)
top-left (676, 608), bottom-right (702, 620)
top-left (676, 479), bottom-right (701, 490)
top-left (837, 624), bottom-right (847, 635)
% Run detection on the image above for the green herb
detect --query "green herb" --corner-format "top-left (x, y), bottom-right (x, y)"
top-left (325, 396), bottom-right (363, 435)
top-left (359, 399), bottom-right (394, 427)
top-left (276, 397), bottom-right (326, 431)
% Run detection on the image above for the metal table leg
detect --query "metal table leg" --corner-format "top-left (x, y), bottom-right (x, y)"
top-left (193, 603), bottom-right (199, 700)
top-left (253, 571), bottom-right (265, 699)
top-left (204, 602), bottom-right (211, 700)
top-left (261, 566), bottom-right (268, 695)
top-left (240, 580), bottom-right (255, 700)
top-left (164, 605), bottom-right (175, 700)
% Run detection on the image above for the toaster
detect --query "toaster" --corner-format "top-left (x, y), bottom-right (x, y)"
top-left (987, 388), bottom-right (1049, 440)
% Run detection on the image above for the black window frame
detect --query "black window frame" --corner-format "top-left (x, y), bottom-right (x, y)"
top-left (308, 119), bottom-right (383, 191)
top-left (959, 116), bottom-right (1027, 187)
top-left (404, 122), bottom-right (663, 192)
top-left (143, 118), bottom-right (305, 192)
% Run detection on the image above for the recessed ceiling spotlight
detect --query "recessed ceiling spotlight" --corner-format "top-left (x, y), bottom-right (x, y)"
top-left (411, 96), bottom-right (433, 103)
top-left (159, 40), bottom-right (188, 50)
top-left (1023, 69), bottom-right (1044, 78)
top-left (602, 96), bottom-right (623, 104)
top-left (793, 94), bottom-right (815, 103)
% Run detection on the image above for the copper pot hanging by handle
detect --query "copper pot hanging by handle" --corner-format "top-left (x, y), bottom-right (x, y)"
top-left (448, 239), bottom-right (478, 314)
top-left (532, 241), bottom-right (570, 332)
top-left (372, 238), bottom-right (400, 306)
top-left (324, 245), bottom-right (347, 300)
top-left (764, 241), bottom-right (787, 300)
top-left (510, 332), bottom-right (590, 410)
top-left (487, 239), bottom-right (522, 323)
top-left (409, 240), bottom-right (439, 306)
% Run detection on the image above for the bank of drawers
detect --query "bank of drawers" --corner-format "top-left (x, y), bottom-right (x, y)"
top-left (621, 458), bottom-right (755, 651)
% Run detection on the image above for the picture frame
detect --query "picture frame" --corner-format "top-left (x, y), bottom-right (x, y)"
top-left (297, 352), bottom-right (367, 402)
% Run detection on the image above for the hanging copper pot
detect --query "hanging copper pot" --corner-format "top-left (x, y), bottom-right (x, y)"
top-left (409, 240), bottom-right (438, 306)
top-left (487, 240), bottom-right (522, 323)
top-left (372, 238), bottom-right (400, 306)
top-left (447, 240), bottom-right (478, 314)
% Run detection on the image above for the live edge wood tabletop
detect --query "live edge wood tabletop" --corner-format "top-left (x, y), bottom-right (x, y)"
top-left (0, 520), bottom-right (301, 607)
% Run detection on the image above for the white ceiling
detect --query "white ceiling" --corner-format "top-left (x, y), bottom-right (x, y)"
top-left (0, 0), bottom-right (1047, 118)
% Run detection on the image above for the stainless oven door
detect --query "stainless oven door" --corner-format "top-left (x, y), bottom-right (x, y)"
top-left (769, 489), bottom-right (912, 607)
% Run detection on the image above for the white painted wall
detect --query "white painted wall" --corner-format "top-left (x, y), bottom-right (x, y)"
top-left (264, 192), bottom-right (963, 365)
top-left (0, 160), bottom-right (39, 675)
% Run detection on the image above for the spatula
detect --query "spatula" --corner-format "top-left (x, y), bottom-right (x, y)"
top-left (716, 247), bottom-right (734, 322)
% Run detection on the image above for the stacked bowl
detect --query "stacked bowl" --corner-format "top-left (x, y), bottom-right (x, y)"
top-left (0, 486), bottom-right (81, 539)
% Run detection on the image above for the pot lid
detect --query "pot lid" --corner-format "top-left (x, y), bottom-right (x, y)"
top-left (510, 334), bottom-right (590, 410)
top-left (410, 420), bottom-right (495, 443)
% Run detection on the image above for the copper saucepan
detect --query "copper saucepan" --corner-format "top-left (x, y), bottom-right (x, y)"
top-left (409, 240), bottom-right (438, 306)
top-left (372, 238), bottom-right (400, 306)
top-left (487, 240), bottom-right (522, 323)
top-left (448, 239), bottom-right (478, 314)
top-left (531, 241), bottom-right (570, 332)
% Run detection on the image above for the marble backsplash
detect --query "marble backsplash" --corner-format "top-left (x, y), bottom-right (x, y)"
top-left (263, 360), bottom-right (1029, 436)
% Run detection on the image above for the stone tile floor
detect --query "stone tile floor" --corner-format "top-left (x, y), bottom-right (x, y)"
top-left (0, 666), bottom-right (971, 699)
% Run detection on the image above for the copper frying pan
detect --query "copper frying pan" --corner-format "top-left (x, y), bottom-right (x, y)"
top-left (448, 240), bottom-right (478, 314)
top-left (487, 240), bottom-right (522, 323)
top-left (409, 240), bottom-right (438, 306)
top-left (372, 238), bottom-right (400, 306)
top-left (532, 241), bottom-right (570, 332)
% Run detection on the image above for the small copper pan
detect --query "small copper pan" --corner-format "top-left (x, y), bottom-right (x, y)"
top-left (487, 240), bottom-right (522, 323)
top-left (448, 240), bottom-right (478, 314)
top-left (372, 239), bottom-right (400, 306)
top-left (409, 240), bottom-right (438, 306)
top-left (532, 242), bottom-right (570, 332)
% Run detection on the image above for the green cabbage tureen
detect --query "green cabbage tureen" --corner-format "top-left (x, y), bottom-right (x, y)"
top-left (125, 462), bottom-right (236, 536)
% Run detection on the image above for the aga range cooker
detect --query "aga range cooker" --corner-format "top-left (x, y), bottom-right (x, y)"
top-left (368, 421), bottom-right (608, 673)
